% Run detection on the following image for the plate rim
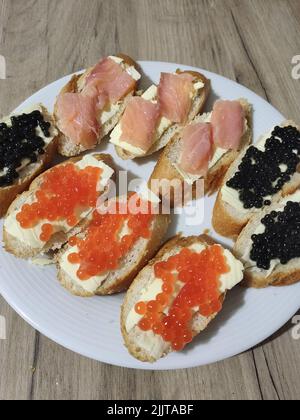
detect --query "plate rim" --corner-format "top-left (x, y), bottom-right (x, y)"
top-left (1, 60), bottom-right (299, 370)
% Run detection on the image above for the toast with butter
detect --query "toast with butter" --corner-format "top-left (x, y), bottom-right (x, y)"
top-left (148, 99), bottom-right (252, 203)
top-left (213, 121), bottom-right (300, 239)
top-left (111, 71), bottom-right (211, 160)
top-left (121, 234), bottom-right (244, 363)
top-left (3, 153), bottom-right (115, 261)
top-left (56, 193), bottom-right (170, 296)
top-left (54, 54), bottom-right (141, 157)
top-left (0, 104), bottom-right (58, 218)
top-left (234, 189), bottom-right (300, 288)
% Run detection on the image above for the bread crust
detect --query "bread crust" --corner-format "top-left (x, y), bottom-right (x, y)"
top-left (0, 106), bottom-right (59, 218)
top-left (115, 70), bottom-right (211, 160)
top-left (3, 153), bottom-right (115, 260)
top-left (57, 210), bottom-right (170, 297)
top-left (54, 54), bottom-right (140, 157)
top-left (149, 99), bottom-right (252, 207)
top-left (213, 120), bottom-right (300, 239)
top-left (121, 234), bottom-right (226, 363)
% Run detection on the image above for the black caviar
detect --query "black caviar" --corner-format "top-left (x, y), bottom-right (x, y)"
top-left (226, 126), bottom-right (300, 209)
top-left (250, 201), bottom-right (300, 270)
top-left (0, 110), bottom-right (51, 187)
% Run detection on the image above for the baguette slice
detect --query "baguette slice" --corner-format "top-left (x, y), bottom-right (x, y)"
top-left (0, 104), bottom-right (58, 218)
top-left (3, 153), bottom-right (115, 260)
top-left (234, 189), bottom-right (300, 288)
top-left (114, 71), bottom-right (211, 160)
top-left (213, 120), bottom-right (300, 240)
top-left (148, 99), bottom-right (252, 204)
top-left (54, 54), bottom-right (140, 157)
top-left (56, 195), bottom-right (170, 296)
top-left (121, 234), bottom-right (244, 363)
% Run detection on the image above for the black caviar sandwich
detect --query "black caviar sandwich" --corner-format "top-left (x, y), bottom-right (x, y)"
top-left (0, 104), bottom-right (58, 218)
top-left (212, 121), bottom-right (300, 239)
top-left (234, 188), bottom-right (300, 288)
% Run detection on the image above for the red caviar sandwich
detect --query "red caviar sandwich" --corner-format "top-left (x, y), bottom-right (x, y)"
top-left (3, 154), bottom-right (115, 262)
top-left (56, 192), bottom-right (170, 296)
top-left (54, 54), bottom-right (141, 157)
top-left (121, 235), bottom-right (244, 362)
top-left (149, 99), bottom-right (252, 198)
top-left (110, 71), bottom-right (210, 159)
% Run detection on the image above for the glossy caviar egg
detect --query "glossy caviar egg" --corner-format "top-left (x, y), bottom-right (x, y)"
top-left (135, 245), bottom-right (229, 351)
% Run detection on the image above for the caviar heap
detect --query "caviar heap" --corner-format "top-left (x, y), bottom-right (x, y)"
top-left (250, 201), bottom-right (300, 270)
top-left (16, 163), bottom-right (102, 242)
top-left (226, 126), bottom-right (300, 209)
top-left (135, 244), bottom-right (229, 351)
top-left (0, 110), bottom-right (51, 188)
top-left (67, 196), bottom-right (154, 281)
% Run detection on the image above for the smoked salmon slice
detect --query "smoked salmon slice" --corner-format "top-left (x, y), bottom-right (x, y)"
top-left (158, 73), bottom-right (195, 124)
top-left (56, 93), bottom-right (100, 148)
top-left (211, 100), bottom-right (245, 150)
top-left (120, 97), bottom-right (160, 152)
top-left (81, 81), bottom-right (109, 115)
top-left (84, 57), bottom-right (136, 104)
top-left (179, 122), bottom-right (213, 176)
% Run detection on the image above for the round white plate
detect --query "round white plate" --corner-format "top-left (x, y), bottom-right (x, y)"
top-left (0, 61), bottom-right (299, 370)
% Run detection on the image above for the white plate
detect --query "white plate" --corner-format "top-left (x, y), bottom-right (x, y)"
top-left (0, 61), bottom-right (299, 370)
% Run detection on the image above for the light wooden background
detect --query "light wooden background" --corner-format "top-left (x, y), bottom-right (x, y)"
top-left (0, 0), bottom-right (300, 401)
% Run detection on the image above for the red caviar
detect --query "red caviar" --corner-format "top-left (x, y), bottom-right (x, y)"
top-left (16, 163), bottom-right (103, 242)
top-left (136, 245), bottom-right (230, 351)
top-left (67, 196), bottom-right (154, 281)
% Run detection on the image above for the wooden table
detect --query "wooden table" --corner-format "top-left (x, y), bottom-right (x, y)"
top-left (0, 0), bottom-right (300, 401)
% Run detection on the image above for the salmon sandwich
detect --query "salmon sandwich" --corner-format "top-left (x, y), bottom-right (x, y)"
top-left (110, 70), bottom-right (210, 159)
top-left (54, 54), bottom-right (141, 157)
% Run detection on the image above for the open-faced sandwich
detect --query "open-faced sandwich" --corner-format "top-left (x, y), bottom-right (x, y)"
top-left (148, 99), bottom-right (252, 201)
top-left (110, 71), bottom-right (210, 159)
top-left (213, 121), bottom-right (300, 239)
top-left (3, 154), bottom-right (115, 262)
top-left (234, 189), bottom-right (300, 288)
top-left (0, 104), bottom-right (58, 218)
top-left (56, 192), bottom-right (170, 296)
top-left (121, 235), bottom-right (244, 362)
top-left (54, 54), bottom-right (141, 157)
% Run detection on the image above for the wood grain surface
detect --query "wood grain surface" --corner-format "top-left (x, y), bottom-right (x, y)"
top-left (0, 0), bottom-right (300, 400)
